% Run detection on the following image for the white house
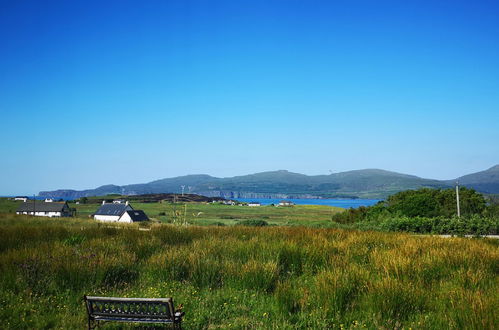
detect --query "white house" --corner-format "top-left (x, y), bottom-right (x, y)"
top-left (14, 196), bottom-right (28, 202)
top-left (279, 200), bottom-right (295, 207)
top-left (248, 201), bottom-right (261, 207)
top-left (93, 201), bottom-right (149, 223)
top-left (16, 200), bottom-right (72, 217)
top-left (119, 210), bottom-right (149, 222)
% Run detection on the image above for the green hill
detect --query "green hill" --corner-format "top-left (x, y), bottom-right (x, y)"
top-left (39, 168), bottom-right (453, 199)
top-left (450, 165), bottom-right (499, 194)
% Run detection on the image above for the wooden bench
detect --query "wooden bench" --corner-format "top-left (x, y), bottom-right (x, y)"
top-left (84, 295), bottom-right (185, 329)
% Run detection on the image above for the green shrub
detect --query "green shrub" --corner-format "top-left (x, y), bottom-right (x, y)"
top-left (237, 219), bottom-right (269, 227)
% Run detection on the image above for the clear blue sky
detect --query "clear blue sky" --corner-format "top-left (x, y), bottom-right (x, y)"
top-left (1, 0), bottom-right (498, 195)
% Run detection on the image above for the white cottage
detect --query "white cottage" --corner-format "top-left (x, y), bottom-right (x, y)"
top-left (93, 201), bottom-right (148, 223)
top-left (16, 200), bottom-right (72, 217)
top-left (248, 201), bottom-right (261, 207)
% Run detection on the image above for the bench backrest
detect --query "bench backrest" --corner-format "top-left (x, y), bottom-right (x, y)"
top-left (84, 296), bottom-right (175, 321)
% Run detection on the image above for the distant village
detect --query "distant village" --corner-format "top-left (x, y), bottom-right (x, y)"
top-left (12, 195), bottom-right (296, 223)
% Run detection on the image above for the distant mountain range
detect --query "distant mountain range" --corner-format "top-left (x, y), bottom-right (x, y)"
top-left (39, 165), bottom-right (499, 200)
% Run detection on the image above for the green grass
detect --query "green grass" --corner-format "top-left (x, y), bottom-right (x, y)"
top-left (70, 200), bottom-right (344, 227)
top-left (0, 198), bottom-right (22, 213)
top-left (0, 214), bottom-right (497, 329)
top-left (0, 197), bottom-right (345, 228)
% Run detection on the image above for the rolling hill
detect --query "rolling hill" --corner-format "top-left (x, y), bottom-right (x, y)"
top-left (39, 168), bottom-right (466, 200)
top-left (450, 165), bottom-right (499, 194)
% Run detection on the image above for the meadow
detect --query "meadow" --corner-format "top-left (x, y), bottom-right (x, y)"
top-left (0, 214), bottom-right (497, 329)
top-left (69, 200), bottom-right (344, 227)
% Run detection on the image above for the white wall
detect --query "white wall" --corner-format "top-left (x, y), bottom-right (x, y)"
top-left (17, 211), bottom-right (61, 217)
top-left (94, 215), bottom-right (121, 222)
top-left (117, 212), bottom-right (133, 223)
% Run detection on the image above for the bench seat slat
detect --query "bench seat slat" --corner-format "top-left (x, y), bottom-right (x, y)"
top-left (93, 316), bottom-right (175, 323)
top-left (86, 296), bottom-right (171, 303)
top-left (92, 312), bottom-right (172, 319)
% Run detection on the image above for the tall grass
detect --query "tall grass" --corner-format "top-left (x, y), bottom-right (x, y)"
top-left (0, 214), bottom-right (497, 328)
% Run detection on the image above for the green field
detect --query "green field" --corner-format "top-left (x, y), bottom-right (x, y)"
top-left (0, 213), bottom-right (497, 329)
top-left (0, 197), bottom-right (346, 228)
top-left (74, 201), bottom-right (344, 227)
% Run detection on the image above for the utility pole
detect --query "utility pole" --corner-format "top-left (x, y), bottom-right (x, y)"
top-left (456, 181), bottom-right (461, 218)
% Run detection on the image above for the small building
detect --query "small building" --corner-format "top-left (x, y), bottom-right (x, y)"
top-left (44, 198), bottom-right (54, 203)
top-left (14, 196), bottom-right (28, 202)
top-left (248, 202), bottom-right (261, 207)
top-left (279, 200), bottom-right (295, 207)
top-left (16, 200), bottom-right (72, 217)
top-left (119, 210), bottom-right (149, 222)
top-left (93, 201), bottom-right (149, 223)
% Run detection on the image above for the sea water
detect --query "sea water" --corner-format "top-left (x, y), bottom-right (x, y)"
top-left (235, 198), bottom-right (380, 209)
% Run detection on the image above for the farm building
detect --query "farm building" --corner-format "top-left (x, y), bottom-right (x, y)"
top-left (248, 201), bottom-right (261, 207)
top-left (93, 201), bottom-right (149, 223)
top-left (279, 200), bottom-right (295, 206)
top-left (14, 196), bottom-right (28, 202)
top-left (16, 200), bottom-right (72, 217)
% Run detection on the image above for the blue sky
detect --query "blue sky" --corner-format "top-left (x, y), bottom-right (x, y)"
top-left (1, 0), bottom-right (498, 195)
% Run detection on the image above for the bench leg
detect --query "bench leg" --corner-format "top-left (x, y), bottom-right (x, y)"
top-left (88, 317), bottom-right (97, 330)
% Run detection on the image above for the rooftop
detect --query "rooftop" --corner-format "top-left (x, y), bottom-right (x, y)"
top-left (17, 201), bottom-right (68, 212)
top-left (94, 203), bottom-right (133, 216)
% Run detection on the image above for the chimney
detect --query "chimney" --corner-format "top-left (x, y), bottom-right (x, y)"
top-left (102, 200), bottom-right (105, 205)
top-left (125, 201), bottom-right (129, 206)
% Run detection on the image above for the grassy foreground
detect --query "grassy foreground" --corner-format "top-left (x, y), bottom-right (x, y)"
top-left (0, 214), bottom-right (498, 329)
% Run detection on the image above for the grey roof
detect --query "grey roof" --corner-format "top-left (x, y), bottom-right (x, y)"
top-left (94, 203), bottom-right (133, 216)
top-left (17, 201), bottom-right (68, 212)
top-left (124, 210), bottom-right (149, 222)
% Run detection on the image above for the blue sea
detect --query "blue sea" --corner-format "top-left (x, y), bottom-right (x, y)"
top-left (235, 198), bottom-right (380, 209)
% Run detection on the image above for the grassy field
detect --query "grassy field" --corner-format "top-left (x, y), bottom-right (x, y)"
top-left (0, 214), bottom-right (497, 329)
top-left (0, 197), bottom-right (344, 227)
top-left (71, 200), bottom-right (345, 227)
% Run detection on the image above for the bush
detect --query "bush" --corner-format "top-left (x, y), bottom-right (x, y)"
top-left (237, 219), bottom-right (269, 227)
top-left (331, 188), bottom-right (497, 234)
top-left (375, 215), bottom-right (498, 235)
